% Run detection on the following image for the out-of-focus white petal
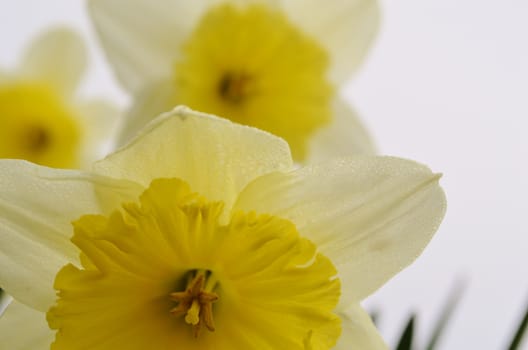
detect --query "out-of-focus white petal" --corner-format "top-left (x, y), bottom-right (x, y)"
top-left (0, 69), bottom-right (10, 83)
top-left (88, 0), bottom-right (209, 92)
top-left (308, 97), bottom-right (376, 162)
top-left (76, 99), bottom-right (122, 166)
top-left (117, 79), bottom-right (177, 147)
top-left (94, 106), bottom-right (293, 212)
top-left (334, 304), bottom-right (387, 350)
top-left (0, 160), bottom-right (142, 311)
top-left (19, 27), bottom-right (87, 96)
top-left (234, 156), bottom-right (446, 305)
top-left (218, 0), bottom-right (280, 6)
top-left (279, 0), bottom-right (380, 84)
top-left (0, 301), bottom-right (53, 349)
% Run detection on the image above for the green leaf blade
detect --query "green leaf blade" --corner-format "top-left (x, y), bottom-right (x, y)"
top-left (396, 315), bottom-right (415, 350)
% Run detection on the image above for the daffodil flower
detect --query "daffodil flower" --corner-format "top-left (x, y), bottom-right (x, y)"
top-left (0, 27), bottom-right (119, 169)
top-left (0, 107), bottom-right (445, 349)
top-left (88, 0), bottom-right (379, 161)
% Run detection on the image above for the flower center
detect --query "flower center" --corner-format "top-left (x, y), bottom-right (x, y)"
top-left (218, 72), bottom-right (254, 104)
top-left (0, 83), bottom-right (80, 168)
top-left (22, 124), bottom-right (50, 153)
top-left (170, 270), bottom-right (219, 337)
top-left (175, 4), bottom-right (333, 160)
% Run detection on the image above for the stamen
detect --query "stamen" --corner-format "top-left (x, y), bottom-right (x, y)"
top-left (170, 270), bottom-right (219, 337)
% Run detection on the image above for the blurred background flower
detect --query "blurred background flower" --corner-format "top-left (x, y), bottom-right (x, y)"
top-left (0, 27), bottom-right (119, 168)
top-left (88, 0), bottom-right (379, 162)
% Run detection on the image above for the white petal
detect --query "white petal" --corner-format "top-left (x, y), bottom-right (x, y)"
top-left (75, 98), bottom-right (122, 167)
top-left (19, 27), bottom-right (87, 95)
top-left (117, 79), bottom-right (178, 147)
top-left (234, 156), bottom-right (446, 305)
top-left (94, 106), bottom-right (293, 212)
top-left (0, 301), bottom-right (53, 349)
top-left (334, 304), bottom-right (387, 350)
top-left (279, 0), bottom-right (380, 84)
top-left (308, 97), bottom-right (376, 162)
top-left (88, 0), bottom-right (210, 93)
top-left (0, 160), bottom-right (142, 311)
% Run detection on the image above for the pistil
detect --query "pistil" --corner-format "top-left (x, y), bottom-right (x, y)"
top-left (170, 271), bottom-right (219, 337)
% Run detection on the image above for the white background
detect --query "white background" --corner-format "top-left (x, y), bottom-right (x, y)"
top-left (1, 1), bottom-right (527, 349)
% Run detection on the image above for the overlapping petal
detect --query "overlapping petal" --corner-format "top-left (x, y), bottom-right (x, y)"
top-left (0, 301), bottom-right (53, 349)
top-left (308, 97), bottom-right (376, 162)
top-left (335, 304), bottom-right (387, 350)
top-left (279, 0), bottom-right (380, 84)
top-left (76, 99), bottom-right (121, 163)
top-left (94, 107), bottom-right (293, 211)
top-left (115, 80), bottom-right (177, 145)
top-left (18, 28), bottom-right (87, 96)
top-left (88, 0), bottom-right (210, 92)
top-left (0, 160), bottom-right (141, 311)
top-left (234, 156), bottom-right (446, 305)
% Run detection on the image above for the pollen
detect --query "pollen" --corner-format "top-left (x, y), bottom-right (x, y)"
top-left (175, 4), bottom-right (333, 160)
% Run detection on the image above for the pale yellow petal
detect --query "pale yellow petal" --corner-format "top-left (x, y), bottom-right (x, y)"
top-left (117, 80), bottom-right (178, 147)
top-left (88, 0), bottom-right (209, 92)
top-left (19, 27), bottom-right (87, 96)
top-left (94, 106), bottom-right (293, 211)
top-left (335, 304), bottom-right (387, 350)
top-left (234, 156), bottom-right (446, 305)
top-left (75, 98), bottom-right (122, 167)
top-left (0, 300), bottom-right (53, 349)
top-left (0, 160), bottom-right (142, 311)
top-left (308, 97), bottom-right (376, 162)
top-left (279, 0), bottom-right (380, 84)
